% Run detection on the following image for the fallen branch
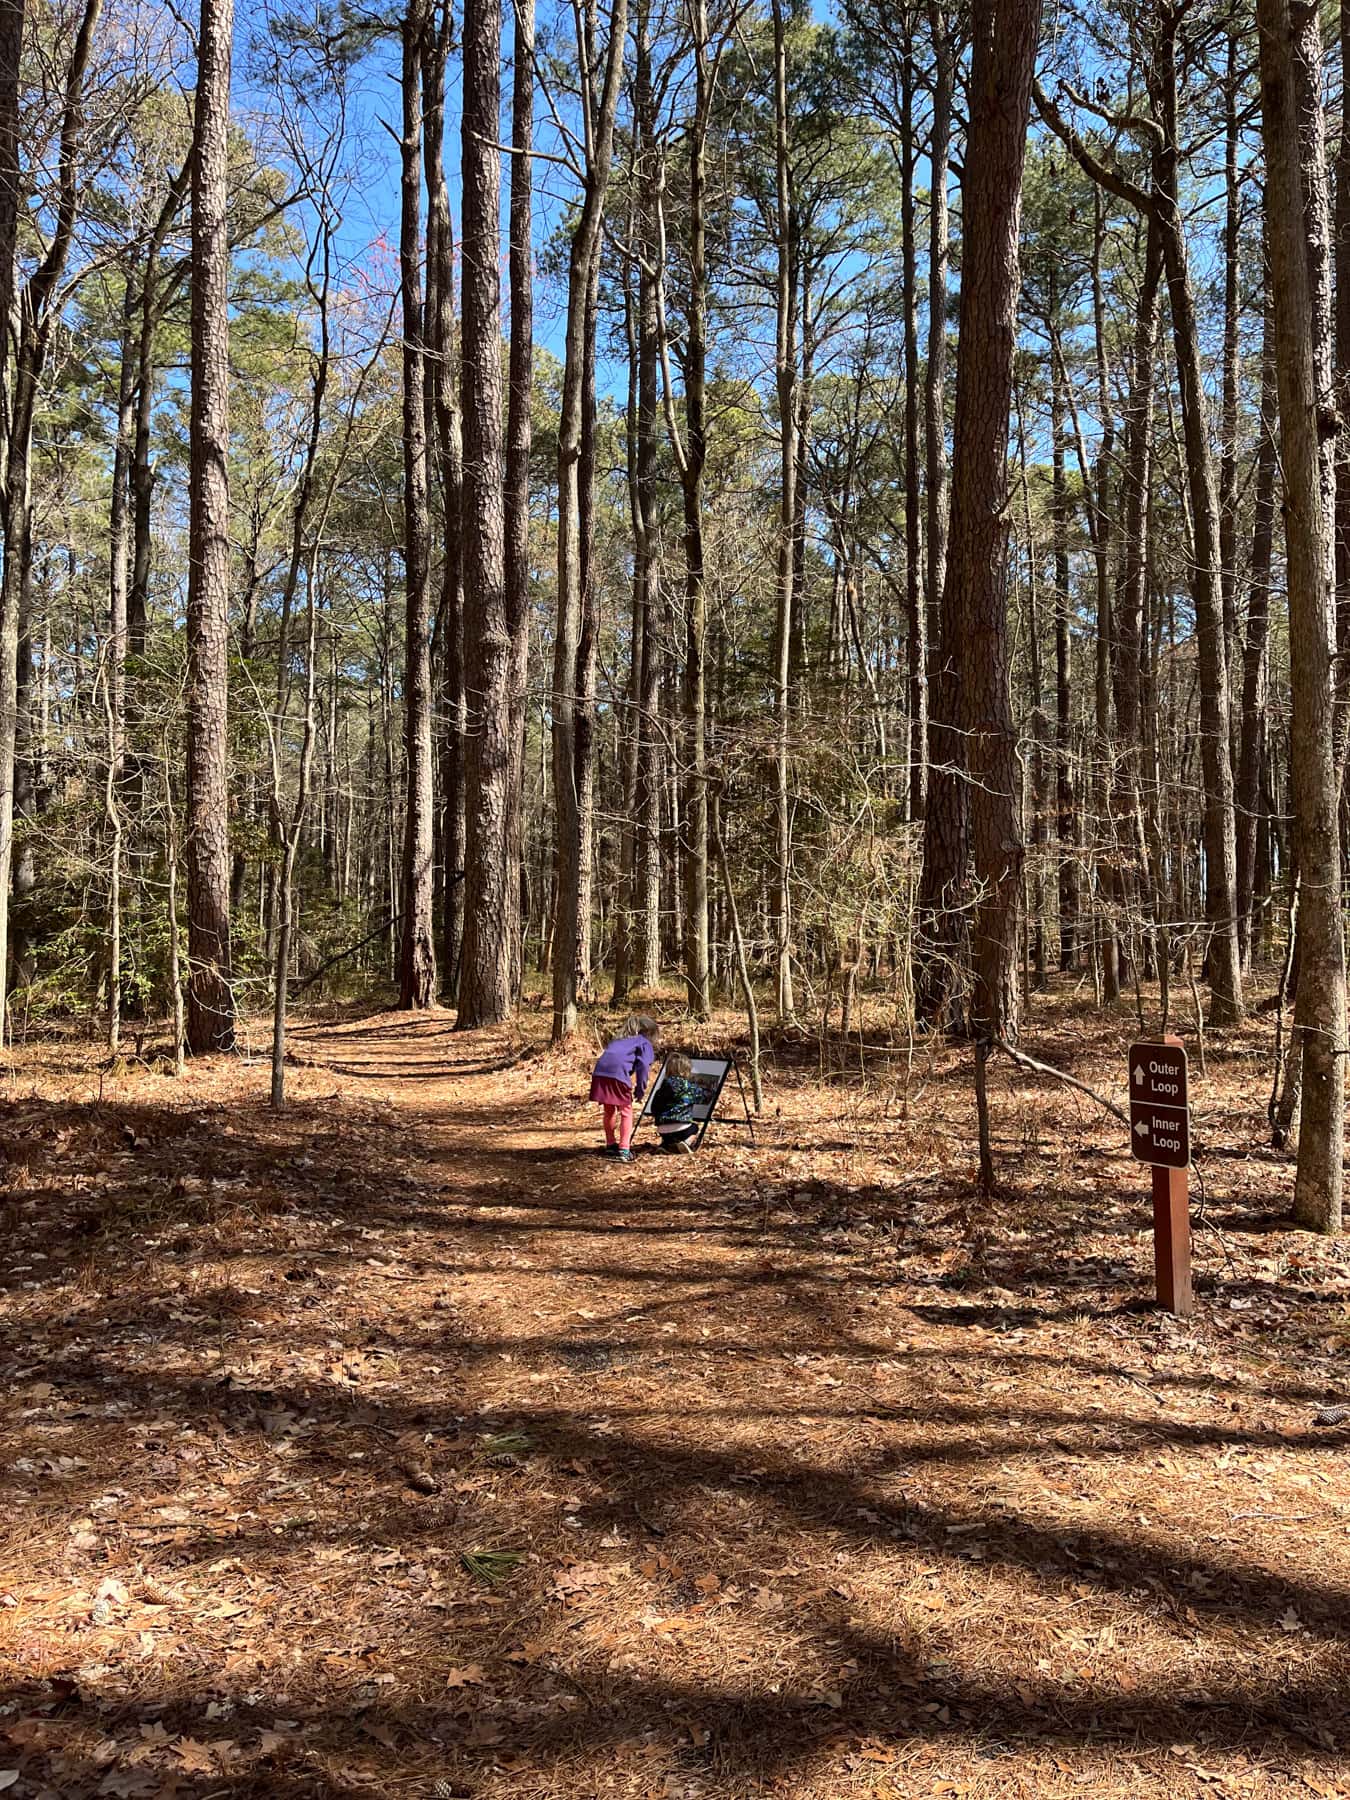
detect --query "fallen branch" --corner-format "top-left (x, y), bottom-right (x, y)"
top-left (993, 1038), bottom-right (1129, 1126)
top-left (289, 912), bottom-right (402, 997)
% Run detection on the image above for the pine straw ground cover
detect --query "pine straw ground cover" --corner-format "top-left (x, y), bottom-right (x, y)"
top-left (1, 992), bottom-right (1349, 1800)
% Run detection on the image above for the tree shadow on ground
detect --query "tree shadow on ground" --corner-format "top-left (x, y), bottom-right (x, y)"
top-left (3, 1016), bottom-right (1348, 1796)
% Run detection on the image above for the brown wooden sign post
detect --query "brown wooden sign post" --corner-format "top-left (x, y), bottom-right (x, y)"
top-left (1128, 1036), bottom-right (1192, 1319)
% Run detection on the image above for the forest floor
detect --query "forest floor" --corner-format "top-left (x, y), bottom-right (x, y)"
top-left (2, 987), bottom-right (1350, 1799)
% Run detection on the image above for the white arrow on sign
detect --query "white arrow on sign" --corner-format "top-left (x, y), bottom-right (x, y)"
top-left (1134, 1065), bottom-right (1143, 1085)
top-left (1134, 1118), bottom-right (1149, 1136)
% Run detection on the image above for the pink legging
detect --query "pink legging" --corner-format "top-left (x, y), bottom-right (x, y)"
top-left (602, 1103), bottom-right (634, 1149)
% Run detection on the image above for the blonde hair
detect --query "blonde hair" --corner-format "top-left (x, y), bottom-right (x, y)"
top-left (625, 1012), bottom-right (660, 1042)
top-left (665, 1051), bottom-right (692, 1080)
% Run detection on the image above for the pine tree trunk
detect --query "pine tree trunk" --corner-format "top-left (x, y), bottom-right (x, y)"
top-left (1050, 331), bottom-right (1077, 971)
top-left (1336, 0), bottom-right (1350, 773)
top-left (1236, 299), bottom-right (1277, 969)
top-left (185, 0), bottom-right (236, 1053)
top-left (0, 0), bottom-right (24, 433)
top-left (504, 0), bottom-right (534, 1002)
top-left (770, 0), bottom-right (797, 1024)
top-left (617, 1), bottom-right (662, 1000)
top-left (900, 29), bottom-right (925, 820)
top-left (1150, 6), bottom-right (1243, 1026)
top-left (923, 0), bottom-right (951, 707)
top-left (951, 0), bottom-right (1042, 1073)
top-left (550, 0), bottom-right (626, 1040)
top-left (1257, 0), bottom-right (1346, 1231)
top-left (457, 0), bottom-right (514, 1028)
top-left (1111, 218), bottom-right (1161, 957)
top-left (679, 0), bottom-right (712, 1016)
top-left (398, 0), bottom-right (437, 1010)
top-left (423, 0), bottom-right (465, 1003)
top-left (1088, 193), bottom-right (1118, 997)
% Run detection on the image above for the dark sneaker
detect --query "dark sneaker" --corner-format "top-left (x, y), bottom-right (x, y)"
top-left (600, 1143), bottom-right (620, 1157)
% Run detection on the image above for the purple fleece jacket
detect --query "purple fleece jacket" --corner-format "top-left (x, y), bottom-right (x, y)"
top-left (592, 1033), bottom-right (656, 1097)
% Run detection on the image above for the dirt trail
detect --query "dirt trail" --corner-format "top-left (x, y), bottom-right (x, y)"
top-left (2, 1004), bottom-right (1350, 1798)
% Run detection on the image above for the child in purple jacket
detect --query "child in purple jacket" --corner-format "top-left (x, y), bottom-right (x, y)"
top-left (589, 1014), bottom-right (660, 1161)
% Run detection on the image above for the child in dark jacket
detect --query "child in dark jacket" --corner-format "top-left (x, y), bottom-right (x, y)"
top-left (650, 1052), bottom-right (710, 1153)
top-left (589, 1014), bottom-right (660, 1162)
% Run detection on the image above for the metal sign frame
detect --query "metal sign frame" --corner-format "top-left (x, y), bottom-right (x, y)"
top-left (637, 1055), bottom-right (757, 1149)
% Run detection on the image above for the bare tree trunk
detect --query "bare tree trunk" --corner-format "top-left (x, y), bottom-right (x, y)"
top-left (770, 0), bottom-right (797, 1024)
top-left (900, 24), bottom-right (925, 820)
top-left (680, 51), bottom-right (711, 1020)
top-left (1336, 0), bottom-right (1350, 773)
top-left (617, 4), bottom-right (662, 1002)
top-left (550, 0), bottom-right (626, 1041)
top-left (185, 0), bottom-right (235, 1053)
top-left (423, 0), bottom-right (465, 1003)
top-left (162, 748), bottom-right (186, 1076)
top-left (0, 0), bottom-right (24, 488)
top-left (1111, 218), bottom-right (1161, 959)
top-left (613, 247), bottom-right (642, 1006)
top-left (1218, 31), bottom-right (1243, 687)
top-left (712, 782), bottom-right (763, 1111)
top-left (1018, 397), bottom-right (1048, 989)
top-left (0, 0), bottom-right (101, 1039)
top-left (100, 648), bottom-right (122, 1056)
top-left (1149, 8), bottom-right (1243, 1026)
top-left (950, 0), bottom-right (1042, 1177)
top-left (398, 0), bottom-right (437, 1009)
top-left (1085, 194), bottom-right (1119, 998)
top-left (652, 0), bottom-right (720, 1011)
top-left (457, 0), bottom-right (514, 1028)
top-left (1049, 325), bottom-right (1077, 971)
top-left (1236, 296), bottom-right (1277, 968)
top-left (923, 0), bottom-right (951, 711)
top-left (1257, 0), bottom-right (1345, 1231)
top-left (271, 556), bottom-right (321, 1108)
top-left (505, 0), bottom-right (534, 1002)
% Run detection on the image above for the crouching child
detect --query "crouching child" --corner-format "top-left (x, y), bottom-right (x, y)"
top-left (651, 1053), bottom-right (710, 1153)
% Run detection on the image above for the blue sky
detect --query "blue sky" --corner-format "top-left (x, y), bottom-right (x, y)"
top-left (235, 0), bottom-right (583, 372)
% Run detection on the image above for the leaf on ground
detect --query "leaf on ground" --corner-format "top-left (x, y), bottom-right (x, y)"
top-left (550, 1561), bottom-right (624, 1596)
top-left (172, 1738), bottom-right (219, 1773)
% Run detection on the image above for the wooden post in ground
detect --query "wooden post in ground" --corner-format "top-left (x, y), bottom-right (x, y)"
top-left (1151, 1161), bottom-right (1192, 1318)
top-left (1129, 1031), bottom-right (1193, 1319)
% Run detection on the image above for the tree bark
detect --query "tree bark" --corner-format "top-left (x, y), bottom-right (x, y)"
top-left (550, 0), bottom-right (626, 1040)
top-left (505, 0), bottom-right (534, 1002)
top-left (1236, 297), bottom-right (1277, 968)
top-left (770, 0), bottom-right (797, 1024)
top-left (457, 0), bottom-right (514, 1028)
top-left (1149, 5), bottom-right (1243, 1025)
top-left (423, 0), bottom-right (465, 1002)
top-left (923, 0), bottom-right (951, 725)
top-left (679, 1), bottom-right (711, 1019)
top-left (1257, 0), bottom-right (1345, 1231)
top-left (951, 0), bottom-right (1042, 1072)
top-left (900, 23), bottom-right (925, 820)
top-left (0, 0), bottom-right (24, 453)
top-left (185, 0), bottom-right (235, 1053)
top-left (1049, 323), bottom-right (1077, 971)
top-left (398, 0), bottom-right (437, 1010)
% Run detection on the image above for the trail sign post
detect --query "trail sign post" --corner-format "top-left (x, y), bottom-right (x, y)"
top-left (1128, 1037), bottom-right (1192, 1318)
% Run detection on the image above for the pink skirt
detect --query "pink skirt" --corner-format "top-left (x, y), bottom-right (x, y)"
top-left (590, 1076), bottom-right (634, 1107)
